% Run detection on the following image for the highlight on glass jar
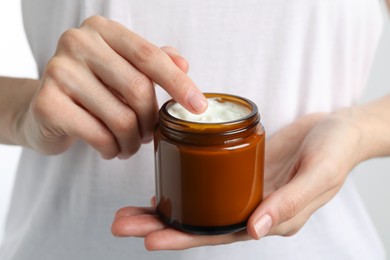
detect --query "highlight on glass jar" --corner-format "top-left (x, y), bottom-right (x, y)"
top-left (154, 93), bottom-right (265, 235)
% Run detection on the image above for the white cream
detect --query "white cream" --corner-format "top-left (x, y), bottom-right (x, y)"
top-left (168, 97), bottom-right (251, 123)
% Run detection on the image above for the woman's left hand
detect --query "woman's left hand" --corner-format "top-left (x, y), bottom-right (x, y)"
top-left (111, 110), bottom-right (364, 250)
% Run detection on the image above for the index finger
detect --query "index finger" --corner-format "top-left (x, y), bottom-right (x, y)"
top-left (82, 16), bottom-right (207, 114)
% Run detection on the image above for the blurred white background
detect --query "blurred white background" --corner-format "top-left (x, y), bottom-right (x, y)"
top-left (1, 0), bottom-right (390, 256)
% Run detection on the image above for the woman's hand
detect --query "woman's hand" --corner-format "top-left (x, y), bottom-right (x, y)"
top-left (14, 15), bottom-right (207, 159)
top-left (111, 110), bottom-right (365, 250)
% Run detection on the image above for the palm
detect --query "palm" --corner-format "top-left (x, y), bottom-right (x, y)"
top-left (263, 113), bottom-right (325, 197)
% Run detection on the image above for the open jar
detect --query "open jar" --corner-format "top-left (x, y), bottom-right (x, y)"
top-left (154, 93), bottom-right (265, 235)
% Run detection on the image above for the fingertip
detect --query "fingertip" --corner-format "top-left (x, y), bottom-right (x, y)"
top-left (144, 238), bottom-right (157, 251)
top-left (110, 219), bottom-right (122, 237)
top-left (186, 90), bottom-right (208, 114)
top-left (252, 214), bottom-right (273, 240)
top-left (159, 47), bottom-right (207, 114)
top-left (144, 231), bottom-right (166, 251)
top-left (247, 202), bottom-right (274, 240)
top-left (246, 218), bottom-right (260, 240)
top-left (144, 229), bottom-right (188, 251)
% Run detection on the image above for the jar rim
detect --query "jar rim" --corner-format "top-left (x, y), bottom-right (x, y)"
top-left (159, 93), bottom-right (260, 134)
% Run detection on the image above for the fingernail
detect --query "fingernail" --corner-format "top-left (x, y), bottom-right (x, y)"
top-left (253, 214), bottom-right (273, 239)
top-left (187, 90), bottom-right (207, 113)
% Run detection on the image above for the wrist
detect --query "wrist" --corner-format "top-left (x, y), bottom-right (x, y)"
top-left (9, 78), bottom-right (41, 147)
top-left (333, 103), bottom-right (390, 164)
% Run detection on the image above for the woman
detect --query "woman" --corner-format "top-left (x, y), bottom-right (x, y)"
top-left (0, 0), bottom-right (389, 259)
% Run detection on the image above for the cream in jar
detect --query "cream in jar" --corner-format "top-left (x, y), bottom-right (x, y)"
top-left (168, 97), bottom-right (251, 123)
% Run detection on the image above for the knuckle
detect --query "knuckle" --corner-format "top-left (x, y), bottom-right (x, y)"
top-left (114, 109), bottom-right (138, 134)
top-left (94, 129), bottom-right (116, 152)
top-left (133, 44), bottom-right (158, 64)
top-left (316, 162), bottom-right (343, 188)
top-left (44, 57), bottom-right (66, 81)
top-left (30, 82), bottom-right (60, 122)
top-left (328, 168), bottom-right (344, 188)
top-left (278, 195), bottom-right (301, 222)
top-left (325, 173), bottom-right (341, 190)
top-left (282, 218), bottom-right (307, 237)
top-left (118, 139), bottom-right (141, 159)
top-left (272, 216), bottom-right (305, 237)
top-left (43, 58), bottom-right (75, 96)
top-left (129, 74), bottom-right (154, 101)
top-left (58, 28), bottom-right (86, 54)
top-left (95, 132), bottom-right (114, 148)
top-left (81, 15), bottom-right (107, 28)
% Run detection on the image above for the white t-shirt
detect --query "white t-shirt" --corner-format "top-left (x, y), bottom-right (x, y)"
top-left (0, 0), bottom-right (386, 259)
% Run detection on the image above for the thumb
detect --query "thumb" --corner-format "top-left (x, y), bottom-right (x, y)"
top-left (247, 169), bottom-right (326, 239)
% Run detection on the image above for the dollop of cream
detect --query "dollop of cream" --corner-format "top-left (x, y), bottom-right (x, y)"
top-left (168, 98), bottom-right (251, 123)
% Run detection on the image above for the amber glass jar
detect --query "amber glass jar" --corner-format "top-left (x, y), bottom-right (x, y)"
top-left (154, 93), bottom-right (265, 235)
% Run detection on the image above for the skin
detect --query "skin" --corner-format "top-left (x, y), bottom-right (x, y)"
top-left (111, 103), bottom-right (390, 250)
top-left (1, 14), bottom-right (390, 251)
top-left (0, 16), bottom-right (207, 160)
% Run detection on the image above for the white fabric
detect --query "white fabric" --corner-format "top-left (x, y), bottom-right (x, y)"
top-left (0, 0), bottom-right (386, 259)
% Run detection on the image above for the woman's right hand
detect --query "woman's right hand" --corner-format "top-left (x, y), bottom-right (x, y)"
top-left (17, 15), bottom-right (207, 159)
